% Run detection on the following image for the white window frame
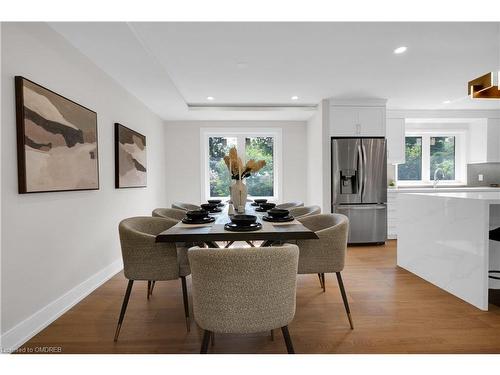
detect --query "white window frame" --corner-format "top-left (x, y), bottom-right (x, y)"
top-left (396, 130), bottom-right (467, 186)
top-left (200, 128), bottom-right (283, 202)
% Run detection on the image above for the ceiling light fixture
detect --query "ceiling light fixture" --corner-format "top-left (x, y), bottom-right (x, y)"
top-left (393, 46), bottom-right (407, 54)
top-left (443, 100), bottom-right (451, 104)
top-left (468, 72), bottom-right (500, 99)
top-left (291, 96), bottom-right (299, 100)
top-left (207, 96), bottom-right (215, 101)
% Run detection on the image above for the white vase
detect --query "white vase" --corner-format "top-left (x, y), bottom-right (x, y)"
top-left (230, 180), bottom-right (247, 213)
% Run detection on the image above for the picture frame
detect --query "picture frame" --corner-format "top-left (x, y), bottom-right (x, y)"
top-left (114, 123), bottom-right (147, 188)
top-left (15, 76), bottom-right (99, 194)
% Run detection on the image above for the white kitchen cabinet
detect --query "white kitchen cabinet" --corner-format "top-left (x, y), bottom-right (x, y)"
top-left (329, 107), bottom-right (359, 136)
top-left (387, 190), bottom-right (398, 239)
top-left (386, 118), bottom-right (405, 164)
top-left (468, 119), bottom-right (500, 163)
top-left (329, 105), bottom-right (386, 137)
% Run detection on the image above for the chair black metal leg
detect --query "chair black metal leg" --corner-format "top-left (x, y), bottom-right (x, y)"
top-left (270, 329), bottom-right (274, 341)
top-left (317, 273), bottom-right (325, 292)
top-left (280, 326), bottom-right (295, 354)
top-left (180, 276), bottom-right (190, 332)
top-left (147, 280), bottom-right (151, 299)
top-left (336, 272), bottom-right (354, 329)
top-left (210, 332), bottom-right (215, 347)
top-left (150, 280), bottom-right (156, 295)
top-left (114, 280), bottom-right (134, 341)
top-left (200, 330), bottom-right (211, 354)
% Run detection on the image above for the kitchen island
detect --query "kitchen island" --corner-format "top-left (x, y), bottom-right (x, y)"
top-left (397, 191), bottom-right (500, 310)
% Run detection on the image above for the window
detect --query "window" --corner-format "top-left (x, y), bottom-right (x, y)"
top-left (201, 129), bottom-right (282, 201)
top-left (208, 136), bottom-right (237, 198)
top-left (396, 132), bottom-right (464, 185)
top-left (430, 136), bottom-right (455, 181)
top-left (397, 137), bottom-right (422, 181)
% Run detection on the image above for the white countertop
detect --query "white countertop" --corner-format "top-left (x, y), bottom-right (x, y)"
top-left (408, 191), bottom-right (500, 203)
top-left (388, 186), bottom-right (500, 193)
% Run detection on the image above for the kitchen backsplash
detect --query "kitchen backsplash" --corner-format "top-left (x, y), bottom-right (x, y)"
top-left (467, 163), bottom-right (500, 186)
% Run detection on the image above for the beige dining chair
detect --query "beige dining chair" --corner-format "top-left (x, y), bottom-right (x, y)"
top-left (188, 245), bottom-right (299, 354)
top-left (152, 207), bottom-right (187, 221)
top-left (289, 205), bottom-right (321, 219)
top-left (115, 216), bottom-right (191, 341)
top-left (171, 202), bottom-right (200, 211)
top-left (295, 213), bottom-right (353, 329)
top-left (276, 201), bottom-right (304, 210)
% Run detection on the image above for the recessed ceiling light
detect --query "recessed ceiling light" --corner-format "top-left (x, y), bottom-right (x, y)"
top-left (393, 46), bottom-right (407, 54)
top-left (207, 96), bottom-right (214, 101)
top-left (291, 96), bottom-right (299, 100)
top-left (443, 100), bottom-right (451, 104)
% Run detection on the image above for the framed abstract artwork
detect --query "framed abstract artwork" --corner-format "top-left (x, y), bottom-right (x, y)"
top-left (114, 123), bottom-right (147, 188)
top-left (15, 76), bottom-right (99, 194)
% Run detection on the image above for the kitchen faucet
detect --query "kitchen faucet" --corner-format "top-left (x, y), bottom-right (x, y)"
top-left (433, 168), bottom-right (444, 188)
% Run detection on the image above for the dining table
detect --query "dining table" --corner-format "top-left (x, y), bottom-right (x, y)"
top-left (155, 202), bottom-right (319, 248)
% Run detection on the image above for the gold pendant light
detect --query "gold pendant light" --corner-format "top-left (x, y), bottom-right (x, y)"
top-left (468, 72), bottom-right (500, 99)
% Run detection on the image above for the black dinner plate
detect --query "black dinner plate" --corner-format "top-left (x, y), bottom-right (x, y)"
top-left (251, 202), bottom-right (260, 206)
top-left (224, 222), bottom-right (262, 232)
top-left (207, 208), bottom-right (222, 213)
top-left (262, 215), bottom-right (295, 223)
top-left (182, 216), bottom-right (216, 224)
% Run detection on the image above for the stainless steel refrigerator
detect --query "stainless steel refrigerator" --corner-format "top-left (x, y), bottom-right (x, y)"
top-left (331, 137), bottom-right (387, 244)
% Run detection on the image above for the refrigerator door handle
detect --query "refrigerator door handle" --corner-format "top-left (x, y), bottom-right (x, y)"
top-left (361, 143), bottom-right (368, 201)
top-left (357, 144), bottom-right (364, 197)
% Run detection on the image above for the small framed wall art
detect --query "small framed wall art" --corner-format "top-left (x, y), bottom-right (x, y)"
top-left (114, 123), bottom-right (147, 188)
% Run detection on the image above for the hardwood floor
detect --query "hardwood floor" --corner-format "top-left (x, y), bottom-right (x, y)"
top-left (18, 240), bottom-right (500, 353)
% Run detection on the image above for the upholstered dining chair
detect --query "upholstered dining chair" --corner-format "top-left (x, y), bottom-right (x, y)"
top-left (115, 216), bottom-right (191, 341)
top-left (289, 205), bottom-right (321, 219)
top-left (295, 213), bottom-right (353, 329)
top-left (152, 207), bottom-right (187, 221)
top-left (276, 201), bottom-right (304, 209)
top-left (188, 245), bottom-right (300, 354)
top-left (171, 202), bottom-right (200, 211)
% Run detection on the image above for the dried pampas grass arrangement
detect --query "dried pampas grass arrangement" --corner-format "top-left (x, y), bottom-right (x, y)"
top-left (223, 146), bottom-right (266, 180)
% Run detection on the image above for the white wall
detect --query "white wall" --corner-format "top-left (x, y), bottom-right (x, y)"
top-left (164, 121), bottom-right (307, 205)
top-left (1, 23), bottom-right (167, 348)
top-left (306, 102), bottom-right (323, 207)
top-left (306, 100), bottom-right (330, 214)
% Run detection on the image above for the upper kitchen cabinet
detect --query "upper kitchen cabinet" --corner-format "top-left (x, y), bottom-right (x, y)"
top-left (329, 99), bottom-right (387, 137)
top-left (386, 118), bottom-right (405, 164)
top-left (468, 118), bottom-right (500, 163)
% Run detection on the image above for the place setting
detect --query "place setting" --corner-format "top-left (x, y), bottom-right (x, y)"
top-left (224, 214), bottom-right (262, 232)
top-left (180, 209), bottom-right (216, 227)
top-left (207, 199), bottom-right (225, 208)
top-left (251, 198), bottom-right (268, 207)
top-left (200, 202), bottom-right (223, 213)
top-left (261, 208), bottom-right (299, 225)
top-left (254, 202), bottom-right (276, 212)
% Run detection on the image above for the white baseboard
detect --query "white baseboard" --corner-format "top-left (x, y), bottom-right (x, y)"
top-left (0, 259), bottom-right (123, 353)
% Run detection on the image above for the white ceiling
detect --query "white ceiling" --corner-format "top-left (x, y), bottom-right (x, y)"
top-left (49, 22), bottom-right (500, 121)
